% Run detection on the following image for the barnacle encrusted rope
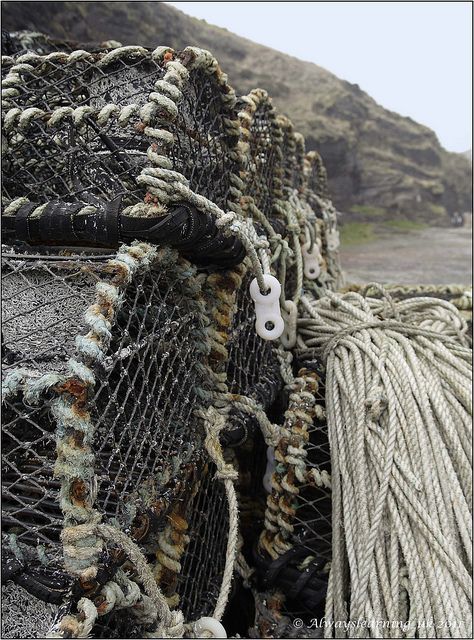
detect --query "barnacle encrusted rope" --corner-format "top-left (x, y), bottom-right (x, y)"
top-left (297, 288), bottom-right (472, 638)
top-left (46, 524), bottom-right (185, 639)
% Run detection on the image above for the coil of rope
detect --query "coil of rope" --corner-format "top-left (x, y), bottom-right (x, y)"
top-left (297, 285), bottom-right (472, 638)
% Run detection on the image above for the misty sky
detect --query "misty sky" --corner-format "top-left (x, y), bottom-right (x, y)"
top-left (168, 1), bottom-right (471, 153)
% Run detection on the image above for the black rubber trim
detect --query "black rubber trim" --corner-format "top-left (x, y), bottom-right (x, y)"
top-left (3, 200), bottom-right (245, 268)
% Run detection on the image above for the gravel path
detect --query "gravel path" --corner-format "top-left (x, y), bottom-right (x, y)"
top-left (340, 226), bottom-right (472, 286)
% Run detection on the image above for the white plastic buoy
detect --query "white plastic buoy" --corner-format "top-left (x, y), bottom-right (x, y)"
top-left (327, 229), bottom-right (340, 251)
top-left (280, 300), bottom-right (297, 348)
top-left (249, 274), bottom-right (284, 341)
top-left (263, 446), bottom-right (276, 493)
top-left (194, 617), bottom-right (227, 638)
top-left (302, 241), bottom-right (321, 280)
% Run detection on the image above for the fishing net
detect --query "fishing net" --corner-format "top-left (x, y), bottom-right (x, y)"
top-left (2, 32), bottom-right (343, 639)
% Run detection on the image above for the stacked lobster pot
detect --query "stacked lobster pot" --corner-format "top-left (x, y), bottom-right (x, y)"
top-left (1, 31), bottom-right (342, 639)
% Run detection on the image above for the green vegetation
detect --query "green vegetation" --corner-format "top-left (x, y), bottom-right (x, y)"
top-left (349, 205), bottom-right (388, 220)
top-left (341, 218), bottom-right (430, 246)
top-left (383, 219), bottom-right (428, 232)
top-left (426, 204), bottom-right (447, 218)
top-left (340, 222), bottom-right (375, 246)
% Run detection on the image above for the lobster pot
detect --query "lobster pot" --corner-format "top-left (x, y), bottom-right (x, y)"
top-left (1, 244), bottom-right (234, 636)
top-left (1, 43), bottom-right (240, 221)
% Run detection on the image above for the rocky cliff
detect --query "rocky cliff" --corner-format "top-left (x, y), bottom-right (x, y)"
top-left (2, 1), bottom-right (471, 221)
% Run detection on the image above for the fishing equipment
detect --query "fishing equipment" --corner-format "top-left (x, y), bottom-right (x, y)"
top-left (1, 33), bottom-right (341, 639)
top-left (2, 29), bottom-right (471, 640)
top-left (297, 288), bottom-right (472, 638)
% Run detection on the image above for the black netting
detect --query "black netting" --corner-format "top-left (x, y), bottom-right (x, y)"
top-left (293, 368), bottom-right (332, 564)
top-left (91, 263), bottom-right (208, 531)
top-left (2, 56), bottom-right (164, 208)
top-left (177, 464), bottom-right (229, 619)
top-left (168, 67), bottom-right (239, 212)
top-left (227, 273), bottom-right (281, 405)
top-left (280, 119), bottom-right (305, 194)
top-left (2, 400), bottom-right (61, 551)
top-left (1, 33), bottom-right (341, 640)
top-left (1, 251), bottom-right (108, 577)
top-left (242, 93), bottom-right (283, 222)
top-left (2, 251), bottom-right (105, 374)
top-left (1, 247), bottom-right (213, 614)
top-left (226, 271), bottom-right (283, 443)
top-left (2, 52), bottom-right (239, 216)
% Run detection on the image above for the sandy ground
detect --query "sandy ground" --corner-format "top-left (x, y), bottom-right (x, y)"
top-left (340, 226), bottom-right (472, 286)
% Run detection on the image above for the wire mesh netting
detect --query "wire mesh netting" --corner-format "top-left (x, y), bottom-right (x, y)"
top-left (3, 56), bottom-right (238, 209)
top-left (1, 31), bottom-right (343, 639)
top-left (2, 252), bottom-right (105, 374)
top-left (2, 59), bottom-right (156, 210)
top-left (242, 91), bottom-right (284, 223)
top-left (1, 246), bottom-right (221, 633)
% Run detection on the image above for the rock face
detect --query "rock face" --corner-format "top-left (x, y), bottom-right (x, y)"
top-left (2, 0), bottom-right (471, 221)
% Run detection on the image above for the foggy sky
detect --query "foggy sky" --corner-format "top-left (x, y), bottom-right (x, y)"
top-left (168, 1), bottom-right (471, 153)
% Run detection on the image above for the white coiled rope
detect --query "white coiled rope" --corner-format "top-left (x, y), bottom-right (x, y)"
top-left (297, 286), bottom-right (472, 638)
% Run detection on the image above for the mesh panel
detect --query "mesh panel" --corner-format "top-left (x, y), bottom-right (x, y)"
top-left (178, 464), bottom-right (229, 619)
top-left (1, 251), bottom-right (106, 566)
top-left (243, 93), bottom-right (283, 222)
top-left (2, 51), bottom-right (239, 215)
top-left (293, 368), bottom-right (332, 563)
top-left (280, 118), bottom-right (305, 194)
top-left (1, 247), bottom-right (211, 597)
top-left (2, 400), bottom-right (61, 552)
top-left (91, 262), bottom-right (208, 530)
top-left (2, 57), bottom-right (163, 208)
top-left (2, 252), bottom-right (104, 374)
top-left (227, 273), bottom-right (281, 405)
top-left (168, 67), bottom-right (239, 211)
top-left (226, 271), bottom-right (283, 444)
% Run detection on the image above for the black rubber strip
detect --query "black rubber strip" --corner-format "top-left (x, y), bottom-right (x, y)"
top-left (3, 199), bottom-right (245, 268)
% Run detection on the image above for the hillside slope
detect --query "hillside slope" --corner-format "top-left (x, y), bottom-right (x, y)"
top-left (2, 1), bottom-right (471, 221)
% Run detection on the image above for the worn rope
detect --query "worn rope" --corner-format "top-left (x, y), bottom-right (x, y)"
top-left (192, 405), bottom-right (240, 636)
top-left (297, 287), bottom-right (472, 638)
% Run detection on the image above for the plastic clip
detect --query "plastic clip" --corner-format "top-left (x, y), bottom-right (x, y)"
top-left (194, 617), bottom-right (227, 638)
top-left (250, 274), bottom-right (284, 341)
top-left (280, 300), bottom-right (297, 348)
top-left (302, 241), bottom-right (321, 279)
top-left (327, 229), bottom-right (340, 251)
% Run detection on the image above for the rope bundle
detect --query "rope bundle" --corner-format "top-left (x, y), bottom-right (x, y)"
top-left (297, 287), bottom-right (472, 638)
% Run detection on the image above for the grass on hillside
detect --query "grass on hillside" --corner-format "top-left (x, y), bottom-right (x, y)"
top-left (349, 204), bottom-right (388, 219)
top-left (340, 222), bottom-right (375, 246)
top-left (382, 219), bottom-right (428, 232)
top-left (340, 218), bottom-right (428, 246)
